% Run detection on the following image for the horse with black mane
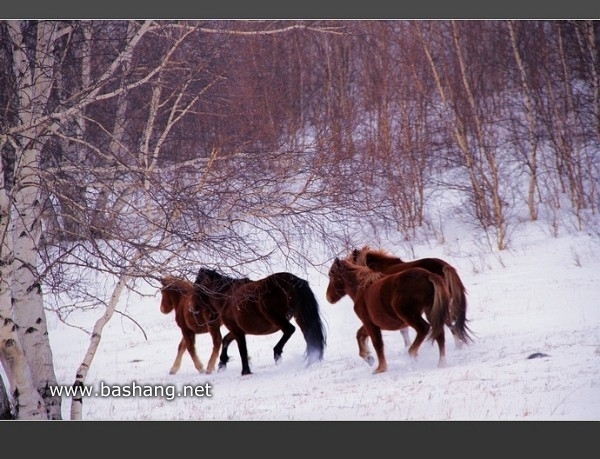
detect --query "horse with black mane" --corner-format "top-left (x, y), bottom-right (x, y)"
top-left (347, 246), bottom-right (473, 347)
top-left (326, 258), bottom-right (450, 374)
top-left (158, 276), bottom-right (234, 374)
top-left (194, 268), bottom-right (327, 376)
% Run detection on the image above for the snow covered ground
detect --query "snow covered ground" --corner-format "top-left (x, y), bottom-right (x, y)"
top-left (45, 212), bottom-right (600, 420)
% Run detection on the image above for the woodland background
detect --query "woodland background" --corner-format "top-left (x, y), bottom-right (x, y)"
top-left (0, 20), bottom-right (598, 419)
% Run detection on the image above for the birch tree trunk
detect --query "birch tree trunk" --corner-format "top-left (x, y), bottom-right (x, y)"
top-left (70, 273), bottom-right (129, 420)
top-left (1, 140), bottom-right (48, 420)
top-left (573, 20), bottom-right (600, 142)
top-left (556, 23), bottom-right (585, 228)
top-left (508, 21), bottom-right (539, 221)
top-left (450, 21), bottom-right (506, 250)
top-left (573, 20), bottom-right (599, 214)
top-left (0, 367), bottom-right (13, 418)
top-left (4, 19), bottom-right (157, 420)
top-left (10, 143), bottom-right (61, 419)
top-left (0, 325), bottom-right (47, 419)
top-left (5, 20), bottom-right (62, 419)
top-left (415, 24), bottom-right (489, 223)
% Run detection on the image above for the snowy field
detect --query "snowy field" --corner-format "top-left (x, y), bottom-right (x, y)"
top-left (44, 211), bottom-right (600, 421)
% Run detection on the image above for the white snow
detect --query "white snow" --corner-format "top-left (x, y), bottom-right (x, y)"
top-left (43, 211), bottom-right (600, 420)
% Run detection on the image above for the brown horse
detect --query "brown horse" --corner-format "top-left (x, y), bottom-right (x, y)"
top-left (194, 268), bottom-right (327, 376)
top-left (159, 276), bottom-right (235, 375)
top-left (347, 246), bottom-right (473, 347)
top-left (326, 258), bottom-right (450, 374)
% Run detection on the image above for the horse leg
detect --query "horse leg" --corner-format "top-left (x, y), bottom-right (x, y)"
top-left (232, 331), bottom-right (252, 376)
top-left (183, 330), bottom-right (204, 373)
top-left (205, 326), bottom-right (223, 374)
top-left (218, 332), bottom-right (236, 371)
top-left (169, 337), bottom-right (187, 374)
top-left (356, 326), bottom-right (374, 366)
top-left (434, 330), bottom-right (447, 368)
top-left (363, 323), bottom-right (387, 374)
top-left (400, 326), bottom-right (411, 348)
top-left (406, 316), bottom-right (430, 362)
top-left (272, 321), bottom-right (296, 364)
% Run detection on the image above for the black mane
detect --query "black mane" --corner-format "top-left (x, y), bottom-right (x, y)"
top-left (194, 267), bottom-right (250, 294)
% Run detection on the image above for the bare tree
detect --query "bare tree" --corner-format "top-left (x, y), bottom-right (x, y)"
top-left (2, 19), bottom-right (350, 419)
top-left (415, 21), bottom-right (511, 250)
top-left (508, 20), bottom-right (541, 221)
top-left (1, 21), bottom-right (64, 419)
top-left (534, 21), bottom-right (599, 231)
top-left (357, 22), bottom-right (438, 241)
top-left (571, 20), bottom-right (599, 216)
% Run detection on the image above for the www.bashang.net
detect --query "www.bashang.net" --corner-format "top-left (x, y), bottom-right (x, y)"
top-left (49, 381), bottom-right (213, 402)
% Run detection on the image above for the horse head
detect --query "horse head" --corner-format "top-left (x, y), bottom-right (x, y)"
top-left (326, 258), bottom-right (349, 304)
top-left (159, 276), bottom-right (193, 314)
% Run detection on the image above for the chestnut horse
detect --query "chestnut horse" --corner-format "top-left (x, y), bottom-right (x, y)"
top-left (194, 268), bottom-right (327, 375)
top-left (159, 276), bottom-right (234, 374)
top-left (347, 246), bottom-right (473, 347)
top-left (326, 258), bottom-right (450, 374)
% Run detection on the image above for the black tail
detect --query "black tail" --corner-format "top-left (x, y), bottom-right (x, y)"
top-left (291, 277), bottom-right (327, 364)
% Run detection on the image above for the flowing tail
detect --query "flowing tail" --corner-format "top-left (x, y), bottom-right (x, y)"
top-left (426, 273), bottom-right (451, 344)
top-left (292, 278), bottom-right (327, 364)
top-left (442, 265), bottom-right (474, 345)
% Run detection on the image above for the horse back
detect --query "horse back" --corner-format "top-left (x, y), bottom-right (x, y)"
top-left (266, 271), bottom-right (306, 287)
top-left (364, 268), bottom-right (437, 322)
top-left (381, 257), bottom-right (448, 276)
top-left (217, 272), bottom-right (297, 333)
top-left (388, 267), bottom-right (436, 303)
top-left (259, 272), bottom-right (307, 302)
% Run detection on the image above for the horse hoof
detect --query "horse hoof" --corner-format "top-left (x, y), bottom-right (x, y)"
top-left (306, 352), bottom-right (321, 366)
top-left (218, 363), bottom-right (227, 372)
top-left (169, 369), bottom-right (177, 375)
top-left (364, 355), bottom-right (375, 366)
top-left (242, 370), bottom-right (253, 376)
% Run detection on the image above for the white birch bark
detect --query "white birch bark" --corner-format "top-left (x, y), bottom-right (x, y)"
top-left (0, 366), bottom-right (13, 418)
top-left (1, 124), bottom-right (48, 421)
top-left (450, 21), bottom-right (506, 250)
top-left (508, 21), bottom-right (539, 221)
top-left (573, 20), bottom-right (599, 213)
top-left (70, 273), bottom-right (129, 420)
top-left (415, 24), bottom-right (487, 219)
top-left (0, 328), bottom-right (47, 419)
top-left (7, 20), bottom-right (62, 419)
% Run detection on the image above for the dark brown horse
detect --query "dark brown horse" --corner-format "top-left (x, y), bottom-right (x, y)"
top-left (326, 258), bottom-right (450, 374)
top-left (194, 268), bottom-right (327, 376)
top-left (159, 276), bottom-right (235, 375)
top-left (347, 246), bottom-right (473, 347)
